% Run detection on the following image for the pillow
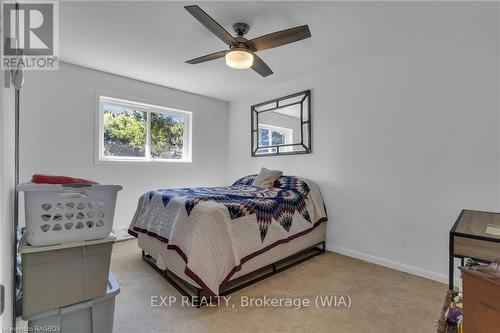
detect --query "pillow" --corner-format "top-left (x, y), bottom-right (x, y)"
top-left (253, 168), bottom-right (283, 188)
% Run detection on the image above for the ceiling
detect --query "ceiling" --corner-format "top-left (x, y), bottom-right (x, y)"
top-left (59, 1), bottom-right (491, 102)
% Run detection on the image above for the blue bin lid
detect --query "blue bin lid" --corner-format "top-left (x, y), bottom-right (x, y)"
top-left (106, 272), bottom-right (120, 299)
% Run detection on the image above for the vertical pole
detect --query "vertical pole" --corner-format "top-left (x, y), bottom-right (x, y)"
top-left (12, 88), bottom-right (19, 325)
top-left (13, 2), bottom-right (21, 326)
top-left (449, 232), bottom-right (454, 290)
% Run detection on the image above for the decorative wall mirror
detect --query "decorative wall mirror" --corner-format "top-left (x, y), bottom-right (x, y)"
top-left (251, 90), bottom-right (311, 157)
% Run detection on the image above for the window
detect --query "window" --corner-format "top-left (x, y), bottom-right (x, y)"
top-left (97, 96), bottom-right (192, 162)
top-left (257, 124), bottom-right (293, 154)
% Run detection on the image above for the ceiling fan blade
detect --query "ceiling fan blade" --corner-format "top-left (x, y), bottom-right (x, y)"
top-left (248, 25), bottom-right (311, 52)
top-left (185, 50), bottom-right (227, 64)
top-left (251, 52), bottom-right (273, 77)
top-left (185, 5), bottom-right (237, 47)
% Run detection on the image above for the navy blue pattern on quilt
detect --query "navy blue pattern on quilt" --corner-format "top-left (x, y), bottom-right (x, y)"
top-left (148, 176), bottom-right (311, 241)
top-left (274, 176), bottom-right (310, 196)
top-left (232, 175), bottom-right (257, 186)
top-left (233, 175), bottom-right (310, 196)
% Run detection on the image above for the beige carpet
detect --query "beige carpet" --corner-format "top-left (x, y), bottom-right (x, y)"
top-left (111, 239), bottom-right (446, 333)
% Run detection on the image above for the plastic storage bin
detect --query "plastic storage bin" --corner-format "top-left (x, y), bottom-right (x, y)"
top-left (18, 182), bottom-right (122, 246)
top-left (25, 272), bottom-right (120, 333)
top-left (19, 234), bottom-right (115, 317)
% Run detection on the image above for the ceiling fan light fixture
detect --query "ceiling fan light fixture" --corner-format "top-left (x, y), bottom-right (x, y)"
top-left (185, 5), bottom-right (311, 76)
top-left (225, 48), bottom-right (253, 69)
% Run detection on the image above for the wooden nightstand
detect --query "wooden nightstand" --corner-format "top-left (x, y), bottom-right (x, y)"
top-left (459, 267), bottom-right (500, 332)
top-left (449, 210), bottom-right (500, 290)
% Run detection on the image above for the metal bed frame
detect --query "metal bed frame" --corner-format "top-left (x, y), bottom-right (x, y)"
top-left (142, 240), bottom-right (326, 307)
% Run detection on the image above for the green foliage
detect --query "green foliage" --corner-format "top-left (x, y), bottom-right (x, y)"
top-left (104, 110), bottom-right (146, 157)
top-left (150, 113), bottom-right (184, 159)
top-left (103, 109), bottom-right (184, 159)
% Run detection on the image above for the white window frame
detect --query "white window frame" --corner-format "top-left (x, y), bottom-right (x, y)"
top-left (96, 94), bottom-right (192, 163)
top-left (257, 123), bottom-right (293, 153)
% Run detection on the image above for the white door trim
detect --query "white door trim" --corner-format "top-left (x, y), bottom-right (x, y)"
top-left (0, 70), bottom-right (16, 329)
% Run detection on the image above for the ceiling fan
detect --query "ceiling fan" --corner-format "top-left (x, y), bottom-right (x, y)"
top-left (184, 5), bottom-right (312, 77)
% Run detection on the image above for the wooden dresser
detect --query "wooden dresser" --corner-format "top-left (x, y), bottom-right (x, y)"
top-left (459, 267), bottom-right (500, 332)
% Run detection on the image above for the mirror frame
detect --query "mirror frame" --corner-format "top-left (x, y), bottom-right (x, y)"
top-left (251, 90), bottom-right (311, 157)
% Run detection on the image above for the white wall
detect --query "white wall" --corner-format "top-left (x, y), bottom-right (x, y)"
top-left (20, 63), bottom-right (229, 230)
top-left (226, 11), bottom-right (500, 282)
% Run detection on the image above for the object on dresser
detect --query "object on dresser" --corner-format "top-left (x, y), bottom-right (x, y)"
top-left (459, 265), bottom-right (500, 333)
top-left (472, 262), bottom-right (500, 277)
top-left (464, 257), bottom-right (479, 268)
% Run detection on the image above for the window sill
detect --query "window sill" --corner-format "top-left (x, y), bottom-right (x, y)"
top-left (95, 158), bottom-right (192, 165)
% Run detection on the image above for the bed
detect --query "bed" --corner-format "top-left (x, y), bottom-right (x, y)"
top-left (128, 174), bottom-right (328, 301)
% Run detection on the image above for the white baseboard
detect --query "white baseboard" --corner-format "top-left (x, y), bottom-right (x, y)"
top-left (326, 243), bottom-right (452, 285)
top-left (112, 227), bottom-right (134, 242)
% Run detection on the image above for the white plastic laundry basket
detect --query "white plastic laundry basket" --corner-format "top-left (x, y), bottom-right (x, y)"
top-left (18, 182), bottom-right (123, 246)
